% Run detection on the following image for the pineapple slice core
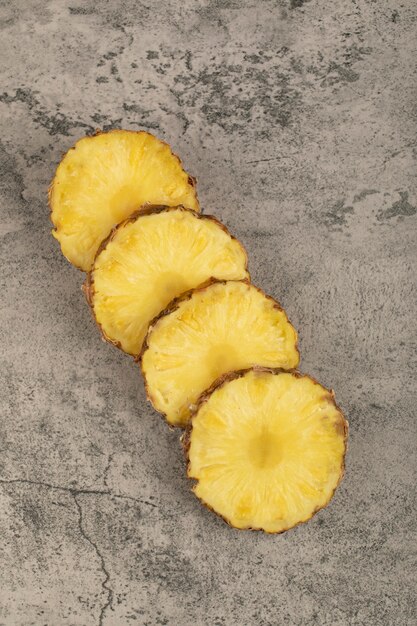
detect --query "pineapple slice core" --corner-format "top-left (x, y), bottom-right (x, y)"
top-left (50, 130), bottom-right (199, 270)
top-left (187, 369), bottom-right (347, 533)
top-left (89, 209), bottom-right (248, 355)
top-left (248, 429), bottom-right (282, 469)
top-left (142, 281), bottom-right (299, 426)
top-left (207, 345), bottom-right (239, 379)
top-left (157, 273), bottom-right (189, 301)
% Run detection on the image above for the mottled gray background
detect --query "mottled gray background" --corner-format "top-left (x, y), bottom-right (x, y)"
top-left (1, 1), bottom-right (416, 625)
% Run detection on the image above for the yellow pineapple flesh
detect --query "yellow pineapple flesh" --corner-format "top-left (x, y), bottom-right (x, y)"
top-left (49, 130), bottom-right (199, 270)
top-left (185, 368), bottom-right (347, 533)
top-left (86, 207), bottom-right (249, 356)
top-left (141, 281), bottom-right (299, 427)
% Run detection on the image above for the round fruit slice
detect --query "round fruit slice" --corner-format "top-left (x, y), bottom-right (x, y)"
top-left (49, 130), bottom-right (199, 270)
top-left (184, 368), bottom-right (348, 533)
top-left (141, 280), bottom-right (299, 427)
top-left (85, 207), bottom-right (249, 356)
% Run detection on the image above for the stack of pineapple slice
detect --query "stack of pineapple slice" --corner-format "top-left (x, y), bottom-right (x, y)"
top-left (50, 129), bottom-right (348, 533)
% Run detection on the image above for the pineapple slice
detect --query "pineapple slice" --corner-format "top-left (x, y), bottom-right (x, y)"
top-left (184, 368), bottom-right (348, 533)
top-left (49, 130), bottom-right (199, 270)
top-left (85, 207), bottom-right (249, 356)
top-left (141, 280), bottom-right (299, 427)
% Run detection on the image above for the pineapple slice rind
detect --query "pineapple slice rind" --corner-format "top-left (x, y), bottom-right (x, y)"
top-left (184, 368), bottom-right (347, 533)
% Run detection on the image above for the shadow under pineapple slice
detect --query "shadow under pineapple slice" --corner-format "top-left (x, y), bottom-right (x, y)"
top-left (84, 207), bottom-right (249, 356)
top-left (49, 130), bottom-right (199, 271)
top-left (183, 367), bottom-right (348, 533)
top-left (140, 280), bottom-right (299, 427)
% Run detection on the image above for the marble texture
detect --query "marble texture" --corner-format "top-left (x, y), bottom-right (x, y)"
top-left (1, 1), bottom-right (416, 624)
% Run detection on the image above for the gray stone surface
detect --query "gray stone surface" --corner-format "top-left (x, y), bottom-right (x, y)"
top-left (1, 0), bottom-right (416, 624)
